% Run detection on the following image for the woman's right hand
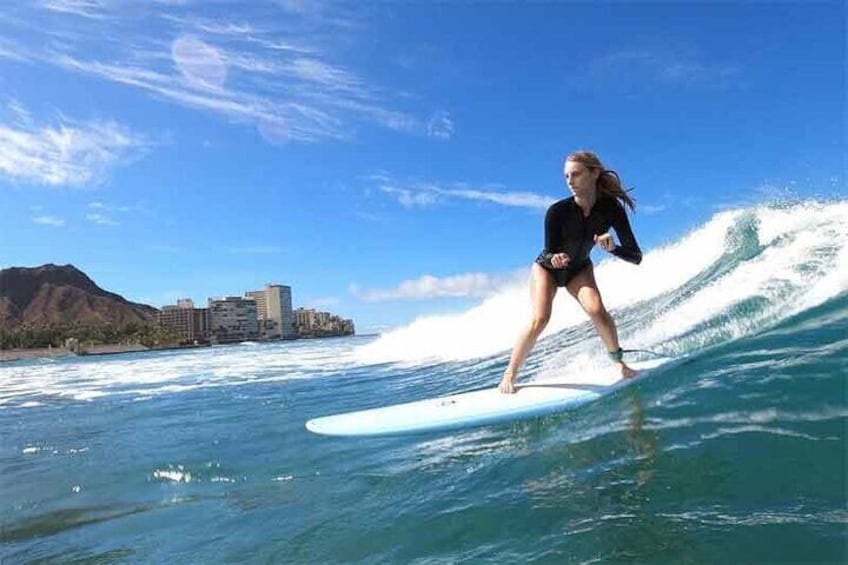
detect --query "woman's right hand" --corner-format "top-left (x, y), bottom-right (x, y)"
top-left (550, 252), bottom-right (570, 269)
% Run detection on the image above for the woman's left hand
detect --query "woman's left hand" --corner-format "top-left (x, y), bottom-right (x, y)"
top-left (594, 232), bottom-right (616, 252)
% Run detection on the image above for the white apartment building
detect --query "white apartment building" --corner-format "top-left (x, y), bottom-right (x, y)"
top-left (246, 284), bottom-right (296, 339)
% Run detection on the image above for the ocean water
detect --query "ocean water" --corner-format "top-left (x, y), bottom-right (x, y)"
top-left (2, 200), bottom-right (846, 563)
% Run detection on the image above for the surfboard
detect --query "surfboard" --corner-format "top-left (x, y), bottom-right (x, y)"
top-left (306, 358), bottom-right (670, 437)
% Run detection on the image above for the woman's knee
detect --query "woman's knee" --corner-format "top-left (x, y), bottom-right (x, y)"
top-left (529, 314), bottom-right (550, 335)
top-left (582, 300), bottom-right (606, 320)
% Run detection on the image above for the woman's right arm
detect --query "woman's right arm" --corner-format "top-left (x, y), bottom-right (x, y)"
top-left (538, 203), bottom-right (565, 268)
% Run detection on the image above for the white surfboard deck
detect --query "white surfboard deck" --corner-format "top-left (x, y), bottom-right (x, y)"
top-left (306, 358), bottom-right (671, 437)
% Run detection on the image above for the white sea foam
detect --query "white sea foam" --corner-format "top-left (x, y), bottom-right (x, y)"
top-left (658, 509), bottom-right (848, 526)
top-left (646, 406), bottom-right (848, 432)
top-left (153, 466), bottom-right (192, 483)
top-left (0, 339), bottom-right (363, 407)
top-left (700, 425), bottom-right (829, 442)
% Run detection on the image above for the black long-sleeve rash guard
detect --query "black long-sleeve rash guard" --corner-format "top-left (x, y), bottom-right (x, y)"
top-left (538, 195), bottom-right (642, 268)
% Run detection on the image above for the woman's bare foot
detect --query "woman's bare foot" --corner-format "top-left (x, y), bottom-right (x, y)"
top-left (618, 362), bottom-right (637, 379)
top-left (498, 371), bottom-right (518, 394)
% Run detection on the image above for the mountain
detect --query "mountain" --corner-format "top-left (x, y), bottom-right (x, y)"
top-left (0, 264), bottom-right (157, 329)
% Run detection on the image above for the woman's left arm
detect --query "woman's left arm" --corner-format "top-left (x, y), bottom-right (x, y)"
top-left (610, 204), bottom-right (642, 265)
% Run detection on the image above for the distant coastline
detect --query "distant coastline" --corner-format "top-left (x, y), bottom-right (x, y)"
top-left (1, 264), bottom-right (358, 360)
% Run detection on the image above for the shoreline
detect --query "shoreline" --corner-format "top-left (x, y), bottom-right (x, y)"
top-left (0, 344), bottom-right (152, 363)
top-left (0, 347), bottom-right (75, 362)
top-left (0, 333), bottom-right (367, 363)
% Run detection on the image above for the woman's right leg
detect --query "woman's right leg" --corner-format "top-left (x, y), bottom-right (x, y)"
top-left (499, 263), bottom-right (558, 393)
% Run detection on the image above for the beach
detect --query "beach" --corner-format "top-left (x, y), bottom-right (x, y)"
top-left (0, 344), bottom-right (150, 363)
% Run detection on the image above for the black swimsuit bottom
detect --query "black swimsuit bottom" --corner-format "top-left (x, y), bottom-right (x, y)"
top-left (535, 254), bottom-right (592, 287)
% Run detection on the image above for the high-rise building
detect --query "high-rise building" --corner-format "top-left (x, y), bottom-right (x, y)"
top-left (245, 289), bottom-right (267, 322)
top-left (158, 299), bottom-right (209, 344)
top-left (208, 297), bottom-right (259, 343)
top-left (246, 284), bottom-right (296, 339)
top-left (191, 308), bottom-right (210, 341)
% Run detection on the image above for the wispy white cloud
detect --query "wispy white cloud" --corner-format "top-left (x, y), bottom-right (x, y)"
top-left (5, 4), bottom-right (447, 144)
top-left (243, 34), bottom-right (316, 57)
top-left (0, 102), bottom-right (151, 187)
top-left (371, 174), bottom-right (555, 210)
top-left (444, 186), bottom-right (554, 209)
top-left (585, 49), bottom-right (743, 89)
top-left (88, 201), bottom-right (131, 212)
top-left (41, 0), bottom-right (110, 19)
top-left (272, 0), bottom-right (358, 29)
top-left (195, 21), bottom-right (256, 37)
top-left (7, 99), bottom-right (33, 124)
top-left (289, 57), bottom-right (367, 95)
top-left (379, 185), bottom-right (441, 208)
top-left (32, 215), bottom-right (66, 227)
top-left (51, 48), bottom-right (356, 143)
top-left (640, 204), bottom-right (667, 215)
top-left (0, 42), bottom-right (28, 63)
top-left (160, 14), bottom-right (315, 55)
top-left (352, 270), bottom-right (521, 302)
top-left (427, 110), bottom-right (454, 140)
top-left (86, 212), bottom-right (118, 226)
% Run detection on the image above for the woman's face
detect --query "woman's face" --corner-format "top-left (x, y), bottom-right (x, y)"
top-left (564, 160), bottom-right (599, 197)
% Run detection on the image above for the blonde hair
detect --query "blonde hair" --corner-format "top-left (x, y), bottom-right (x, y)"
top-left (566, 150), bottom-right (636, 212)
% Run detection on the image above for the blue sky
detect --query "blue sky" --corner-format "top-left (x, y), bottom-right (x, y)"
top-left (0, 1), bottom-right (844, 332)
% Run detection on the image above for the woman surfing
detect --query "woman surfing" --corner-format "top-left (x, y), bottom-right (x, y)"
top-left (499, 150), bottom-right (643, 394)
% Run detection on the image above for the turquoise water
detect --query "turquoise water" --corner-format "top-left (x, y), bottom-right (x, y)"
top-left (2, 201), bottom-right (847, 563)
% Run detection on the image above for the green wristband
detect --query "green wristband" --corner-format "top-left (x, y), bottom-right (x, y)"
top-left (608, 348), bottom-right (624, 362)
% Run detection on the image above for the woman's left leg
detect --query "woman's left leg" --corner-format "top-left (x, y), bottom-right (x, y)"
top-left (566, 264), bottom-right (636, 379)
